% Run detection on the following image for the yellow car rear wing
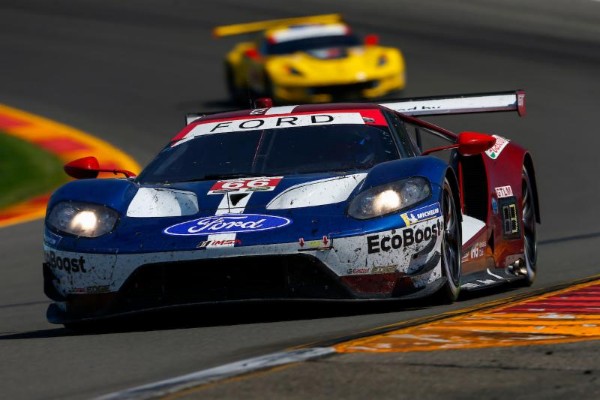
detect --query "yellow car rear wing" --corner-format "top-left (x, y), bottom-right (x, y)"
top-left (213, 14), bottom-right (343, 37)
top-left (381, 90), bottom-right (526, 117)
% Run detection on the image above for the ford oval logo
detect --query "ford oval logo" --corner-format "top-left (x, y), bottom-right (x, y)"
top-left (164, 214), bottom-right (292, 236)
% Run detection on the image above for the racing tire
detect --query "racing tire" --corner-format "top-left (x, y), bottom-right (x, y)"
top-left (521, 166), bottom-right (538, 286)
top-left (263, 70), bottom-right (275, 100)
top-left (225, 63), bottom-right (245, 105)
top-left (433, 178), bottom-right (462, 303)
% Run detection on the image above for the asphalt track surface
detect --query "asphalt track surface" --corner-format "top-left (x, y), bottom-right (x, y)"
top-left (1, 1), bottom-right (599, 399)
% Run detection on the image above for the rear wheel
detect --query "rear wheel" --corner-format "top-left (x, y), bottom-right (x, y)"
top-left (263, 70), bottom-right (275, 99)
top-left (225, 63), bottom-right (245, 105)
top-left (521, 167), bottom-right (537, 285)
top-left (434, 178), bottom-right (462, 303)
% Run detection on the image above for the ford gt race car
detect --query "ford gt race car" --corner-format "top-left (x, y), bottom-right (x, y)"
top-left (214, 14), bottom-right (406, 104)
top-left (43, 90), bottom-right (539, 326)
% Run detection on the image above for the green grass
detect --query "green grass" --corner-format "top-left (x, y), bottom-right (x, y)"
top-left (0, 132), bottom-right (68, 209)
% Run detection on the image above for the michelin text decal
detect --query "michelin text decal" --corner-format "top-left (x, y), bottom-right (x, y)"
top-left (400, 202), bottom-right (441, 226)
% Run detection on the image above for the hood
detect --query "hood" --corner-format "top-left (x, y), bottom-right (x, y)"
top-left (267, 46), bottom-right (394, 84)
top-left (126, 172), bottom-right (367, 217)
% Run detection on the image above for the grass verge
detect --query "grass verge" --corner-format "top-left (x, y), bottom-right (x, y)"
top-left (0, 132), bottom-right (68, 209)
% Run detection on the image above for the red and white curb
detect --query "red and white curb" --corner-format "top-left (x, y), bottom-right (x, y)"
top-left (0, 104), bottom-right (140, 228)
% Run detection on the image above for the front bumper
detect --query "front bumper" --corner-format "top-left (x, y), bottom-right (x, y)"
top-left (44, 218), bottom-right (442, 323)
top-left (273, 72), bottom-right (405, 103)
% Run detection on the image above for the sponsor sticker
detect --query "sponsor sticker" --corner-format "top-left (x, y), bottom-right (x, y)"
top-left (298, 236), bottom-right (332, 251)
top-left (469, 241), bottom-right (486, 260)
top-left (72, 285), bottom-right (110, 294)
top-left (485, 135), bottom-right (509, 159)
top-left (400, 202), bottom-right (441, 226)
top-left (371, 265), bottom-right (397, 274)
top-left (44, 251), bottom-right (88, 273)
top-left (209, 177), bottom-right (282, 194)
top-left (495, 185), bottom-right (513, 198)
top-left (346, 267), bottom-right (370, 275)
top-left (175, 113), bottom-right (365, 146)
top-left (491, 198), bottom-right (499, 215)
top-left (164, 214), bottom-right (292, 236)
top-left (196, 239), bottom-right (242, 249)
top-left (367, 220), bottom-right (442, 254)
top-left (499, 197), bottom-right (520, 239)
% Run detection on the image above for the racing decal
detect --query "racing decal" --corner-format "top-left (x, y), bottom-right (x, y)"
top-left (499, 197), bottom-right (520, 239)
top-left (209, 177), bottom-right (282, 194)
top-left (44, 251), bottom-right (88, 273)
top-left (491, 198), bottom-right (499, 215)
top-left (400, 202), bottom-right (441, 226)
top-left (175, 113), bottom-right (365, 146)
top-left (463, 241), bottom-right (486, 262)
top-left (249, 108), bottom-right (268, 115)
top-left (270, 24), bottom-right (348, 43)
top-left (371, 265), bottom-right (397, 274)
top-left (72, 285), bottom-right (110, 294)
top-left (494, 185), bottom-right (513, 199)
top-left (298, 236), bottom-right (332, 251)
top-left (203, 190), bottom-right (254, 248)
top-left (197, 239), bottom-right (242, 249)
top-left (163, 214), bottom-right (292, 236)
top-left (500, 197), bottom-right (521, 239)
top-left (346, 267), bottom-right (370, 275)
top-left (127, 188), bottom-right (199, 217)
top-left (267, 173), bottom-right (367, 209)
top-left (367, 220), bottom-right (442, 254)
top-left (485, 135), bottom-right (509, 159)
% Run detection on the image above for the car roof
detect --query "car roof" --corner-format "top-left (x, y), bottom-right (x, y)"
top-left (264, 23), bottom-right (351, 43)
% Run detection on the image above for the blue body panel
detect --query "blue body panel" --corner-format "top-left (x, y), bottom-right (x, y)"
top-left (47, 157), bottom-right (449, 255)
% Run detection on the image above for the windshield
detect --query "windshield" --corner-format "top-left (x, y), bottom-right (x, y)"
top-left (263, 34), bottom-right (360, 56)
top-left (137, 124), bottom-right (399, 184)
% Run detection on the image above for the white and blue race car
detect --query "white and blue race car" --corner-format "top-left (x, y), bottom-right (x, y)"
top-left (43, 91), bottom-right (539, 326)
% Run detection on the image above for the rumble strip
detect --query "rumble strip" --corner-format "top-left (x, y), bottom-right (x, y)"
top-left (0, 104), bottom-right (140, 228)
top-left (95, 277), bottom-right (600, 400)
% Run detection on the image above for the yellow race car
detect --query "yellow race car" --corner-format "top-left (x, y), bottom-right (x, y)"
top-left (214, 14), bottom-right (406, 104)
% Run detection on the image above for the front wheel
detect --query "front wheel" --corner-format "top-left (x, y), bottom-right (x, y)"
top-left (225, 63), bottom-right (248, 105)
top-left (434, 178), bottom-right (462, 303)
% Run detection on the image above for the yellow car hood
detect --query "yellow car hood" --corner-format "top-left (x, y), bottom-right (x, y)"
top-left (266, 46), bottom-right (401, 85)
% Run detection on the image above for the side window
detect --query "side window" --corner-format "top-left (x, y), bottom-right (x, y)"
top-left (403, 119), bottom-right (455, 163)
top-left (383, 111), bottom-right (418, 157)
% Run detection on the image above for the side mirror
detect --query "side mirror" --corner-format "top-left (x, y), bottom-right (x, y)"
top-left (457, 132), bottom-right (496, 156)
top-left (64, 156), bottom-right (136, 179)
top-left (64, 156), bottom-right (100, 179)
top-left (364, 34), bottom-right (379, 46)
top-left (244, 48), bottom-right (260, 60)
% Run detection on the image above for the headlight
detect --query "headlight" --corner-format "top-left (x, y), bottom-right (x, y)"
top-left (47, 202), bottom-right (119, 237)
top-left (348, 177), bottom-right (431, 219)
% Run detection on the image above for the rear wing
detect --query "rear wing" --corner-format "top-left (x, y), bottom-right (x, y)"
top-left (213, 14), bottom-right (342, 37)
top-left (380, 90), bottom-right (526, 117)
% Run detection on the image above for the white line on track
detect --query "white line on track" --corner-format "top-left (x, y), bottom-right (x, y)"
top-left (95, 347), bottom-right (335, 400)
